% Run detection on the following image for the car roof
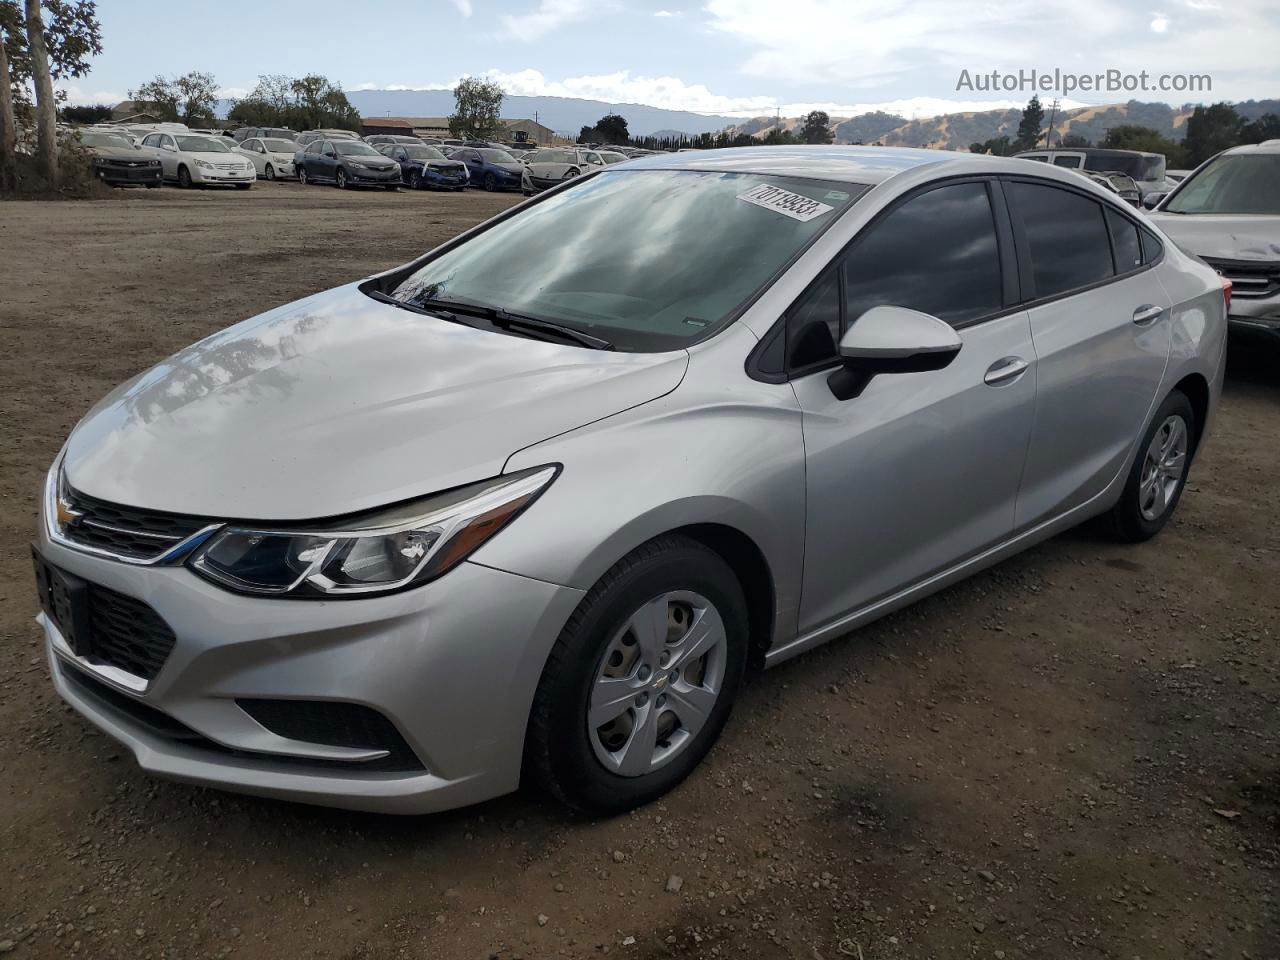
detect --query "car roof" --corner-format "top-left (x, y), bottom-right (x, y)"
top-left (616, 145), bottom-right (994, 185)
top-left (1222, 140), bottom-right (1280, 156)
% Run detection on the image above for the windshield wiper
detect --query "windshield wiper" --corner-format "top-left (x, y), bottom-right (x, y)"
top-left (410, 296), bottom-right (614, 351)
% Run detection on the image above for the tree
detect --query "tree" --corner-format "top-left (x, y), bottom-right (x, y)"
top-left (968, 135), bottom-right (1015, 156)
top-left (130, 71), bottom-right (217, 124)
top-left (227, 73), bottom-right (294, 127)
top-left (1015, 95), bottom-right (1044, 151)
top-left (1101, 124), bottom-right (1185, 166)
top-left (1058, 132), bottom-right (1091, 148)
top-left (1242, 112), bottom-right (1280, 143)
top-left (58, 101), bottom-right (107, 122)
top-left (1182, 102), bottom-right (1244, 166)
top-left (576, 123), bottom-right (595, 144)
top-left (448, 75), bottom-right (503, 141)
top-left (0, 0), bottom-right (99, 188)
top-left (290, 73), bottom-right (359, 130)
top-left (799, 110), bottom-right (833, 144)
top-left (594, 112), bottom-right (628, 144)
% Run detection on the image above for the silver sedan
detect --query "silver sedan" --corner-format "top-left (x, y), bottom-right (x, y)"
top-left (34, 147), bottom-right (1226, 816)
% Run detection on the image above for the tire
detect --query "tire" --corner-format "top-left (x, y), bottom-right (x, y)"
top-left (298, 166), bottom-right (309, 185)
top-left (484, 172), bottom-right (497, 191)
top-left (336, 168), bottom-right (348, 189)
top-left (177, 165), bottom-right (191, 189)
top-left (1107, 389), bottom-right (1196, 542)
top-left (526, 535), bottom-right (748, 816)
top-left (144, 183), bottom-right (158, 189)
top-left (384, 184), bottom-right (398, 192)
top-left (409, 169), bottom-right (422, 190)
top-left (264, 164), bottom-right (275, 181)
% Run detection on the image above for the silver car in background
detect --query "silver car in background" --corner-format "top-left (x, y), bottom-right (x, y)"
top-left (1147, 140), bottom-right (1280, 338)
top-left (520, 146), bottom-right (609, 194)
top-left (33, 147), bottom-right (1226, 816)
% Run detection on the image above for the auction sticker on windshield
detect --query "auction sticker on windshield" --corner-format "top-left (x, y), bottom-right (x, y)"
top-left (737, 183), bottom-right (835, 222)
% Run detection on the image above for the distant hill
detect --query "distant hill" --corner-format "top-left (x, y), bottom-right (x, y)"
top-left (724, 98), bottom-right (1280, 149)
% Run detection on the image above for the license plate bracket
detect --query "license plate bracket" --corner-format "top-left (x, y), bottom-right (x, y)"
top-left (31, 547), bottom-right (92, 656)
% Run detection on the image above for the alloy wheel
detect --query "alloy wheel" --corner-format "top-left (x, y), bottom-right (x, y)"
top-left (1139, 414), bottom-right (1188, 521)
top-left (589, 591), bottom-right (728, 777)
top-left (336, 169), bottom-right (347, 189)
top-left (265, 164), bottom-right (275, 180)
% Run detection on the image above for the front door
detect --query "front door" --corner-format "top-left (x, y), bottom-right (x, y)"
top-left (787, 179), bottom-right (1037, 633)
top-left (1003, 179), bottom-right (1172, 527)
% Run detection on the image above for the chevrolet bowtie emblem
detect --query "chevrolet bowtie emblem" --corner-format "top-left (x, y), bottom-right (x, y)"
top-left (56, 497), bottom-right (84, 529)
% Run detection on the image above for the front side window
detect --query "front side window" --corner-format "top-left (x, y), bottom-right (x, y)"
top-left (1008, 181), bottom-right (1114, 299)
top-left (843, 181), bottom-right (1004, 328)
top-left (1164, 154), bottom-right (1280, 215)
top-left (306, 141), bottom-right (322, 155)
top-left (262, 138), bottom-right (296, 152)
top-left (387, 171), bottom-right (863, 351)
top-left (785, 270), bottom-right (842, 370)
top-left (322, 143), bottom-right (336, 158)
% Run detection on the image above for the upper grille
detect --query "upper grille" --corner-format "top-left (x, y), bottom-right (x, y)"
top-left (1202, 256), bottom-right (1280, 300)
top-left (61, 486), bottom-right (213, 561)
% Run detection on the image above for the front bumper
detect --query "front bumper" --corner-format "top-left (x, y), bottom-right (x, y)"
top-left (35, 526), bottom-right (584, 814)
top-left (190, 165), bottom-right (255, 184)
top-left (346, 166), bottom-right (401, 184)
top-left (95, 162), bottom-right (162, 185)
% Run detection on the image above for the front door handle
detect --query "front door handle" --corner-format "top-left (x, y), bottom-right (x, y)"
top-left (1132, 304), bottom-right (1164, 326)
top-left (984, 356), bottom-right (1029, 386)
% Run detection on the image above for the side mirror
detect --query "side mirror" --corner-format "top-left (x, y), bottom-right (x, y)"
top-left (1142, 192), bottom-right (1166, 210)
top-left (828, 305), bottom-right (962, 400)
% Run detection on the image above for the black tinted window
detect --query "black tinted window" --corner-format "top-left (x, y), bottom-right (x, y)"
top-left (843, 182), bottom-right (1003, 327)
top-left (1106, 208), bottom-right (1142, 274)
top-left (1009, 182), bottom-right (1113, 298)
top-left (1140, 228), bottom-right (1163, 265)
top-left (785, 271), bottom-right (842, 370)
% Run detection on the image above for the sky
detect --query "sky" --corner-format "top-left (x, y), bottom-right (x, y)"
top-left (58, 0), bottom-right (1280, 120)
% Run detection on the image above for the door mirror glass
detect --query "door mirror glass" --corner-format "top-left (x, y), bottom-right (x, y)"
top-left (829, 306), bottom-right (962, 400)
top-left (1142, 191), bottom-right (1167, 209)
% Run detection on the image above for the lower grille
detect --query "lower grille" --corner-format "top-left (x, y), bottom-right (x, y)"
top-left (60, 664), bottom-right (425, 774)
top-left (1203, 256), bottom-right (1280, 300)
top-left (238, 699), bottom-right (423, 771)
top-left (87, 585), bottom-right (177, 680)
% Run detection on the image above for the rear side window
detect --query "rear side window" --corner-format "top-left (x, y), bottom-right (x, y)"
top-left (1008, 181), bottom-right (1114, 298)
top-left (1106, 208), bottom-right (1143, 274)
top-left (843, 181), bottom-right (1004, 328)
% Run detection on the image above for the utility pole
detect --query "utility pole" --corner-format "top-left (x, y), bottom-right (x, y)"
top-left (1043, 98), bottom-right (1059, 148)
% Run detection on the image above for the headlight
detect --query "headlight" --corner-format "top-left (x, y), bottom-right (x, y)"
top-left (149, 159), bottom-right (160, 166)
top-left (92, 157), bottom-right (108, 165)
top-left (195, 159), bottom-right (213, 169)
top-left (188, 466), bottom-right (557, 597)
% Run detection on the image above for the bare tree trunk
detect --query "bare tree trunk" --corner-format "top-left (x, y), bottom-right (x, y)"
top-left (24, 0), bottom-right (55, 185)
top-left (0, 26), bottom-right (17, 192)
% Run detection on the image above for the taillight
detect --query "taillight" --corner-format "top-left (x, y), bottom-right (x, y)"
top-left (1220, 276), bottom-right (1232, 312)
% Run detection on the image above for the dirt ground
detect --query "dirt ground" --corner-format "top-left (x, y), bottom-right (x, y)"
top-left (2, 181), bottom-right (1279, 960)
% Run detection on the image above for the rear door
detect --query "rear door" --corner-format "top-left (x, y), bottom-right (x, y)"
top-left (786, 179), bottom-right (1038, 632)
top-left (1005, 178), bottom-right (1172, 526)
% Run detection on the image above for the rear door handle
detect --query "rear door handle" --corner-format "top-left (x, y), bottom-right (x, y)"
top-left (1132, 304), bottom-right (1164, 326)
top-left (984, 356), bottom-right (1029, 385)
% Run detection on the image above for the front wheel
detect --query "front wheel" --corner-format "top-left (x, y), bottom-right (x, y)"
top-left (177, 166), bottom-right (192, 189)
top-left (264, 164), bottom-right (275, 181)
top-left (484, 173), bottom-right (497, 191)
top-left (335, 168), bottom-right (348, 189)
top-left (1107, 389), bottom-right (1195, 542)
top-left (409, 169), bottom-right (423, 189)
top-left (525, 535), bottom-right (747, 816)
top-left (298, 166), bottom-right (309, 185)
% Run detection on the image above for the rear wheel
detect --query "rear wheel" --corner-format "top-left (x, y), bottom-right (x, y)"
top-left (526, 535), bottom-right (748, 816)
top-left (1107, 389), bottom-right (1195, 542)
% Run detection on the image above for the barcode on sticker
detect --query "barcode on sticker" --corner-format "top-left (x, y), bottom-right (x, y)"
top-left (737, 183), bottom-right (834, 222)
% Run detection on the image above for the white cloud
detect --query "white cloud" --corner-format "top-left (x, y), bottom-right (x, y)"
top-left (450, 0), bottom-right (473, 14)
top-left (499, 0), bottom-right (609, 40)
top-left (702, 0), bottom-right (1279, 101)
top-left (653, 8), bottom-right (680, 15)
top-left (55, 83), bottom-right (127, 105)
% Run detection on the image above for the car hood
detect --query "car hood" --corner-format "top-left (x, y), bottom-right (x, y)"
top-left (185, 151), bottom-right (244, 162)
top-left (1147, 213), bottom-right (1280, 261)
top-left (62, 284), bottom-right (687, 520)
top-left (493, 162), bottom-right (523, 174)
top-left (90, 145), bottom-right (147, 160)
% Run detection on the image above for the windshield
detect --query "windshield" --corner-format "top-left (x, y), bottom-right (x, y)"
top-left (388, 170), bottom-right (863, 351)
top-left (534, 149), bottom-right (576, 164)
top-left (600, 152), bottom-right (628, 164)
top-left (1164, 154), bottom-right (1280, 215)
top-left (334, 141), bottom-right (381, 156)
top-left (80, 132), bottom-right (134, 149)
top-left (478, 148), bottom-right (516, 163)
top-left (176, 136), bottom-right (230, 153)
top-left (405, 146), bottom-right (446, 160)
top-left (1084, 153), bottom-right (1164, 181)
top-left (263, 138), bottom-right (296, 152)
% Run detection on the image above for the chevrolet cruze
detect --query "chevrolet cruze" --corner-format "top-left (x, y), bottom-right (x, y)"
top-left (33, 147), bottom-right (1228, 816)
